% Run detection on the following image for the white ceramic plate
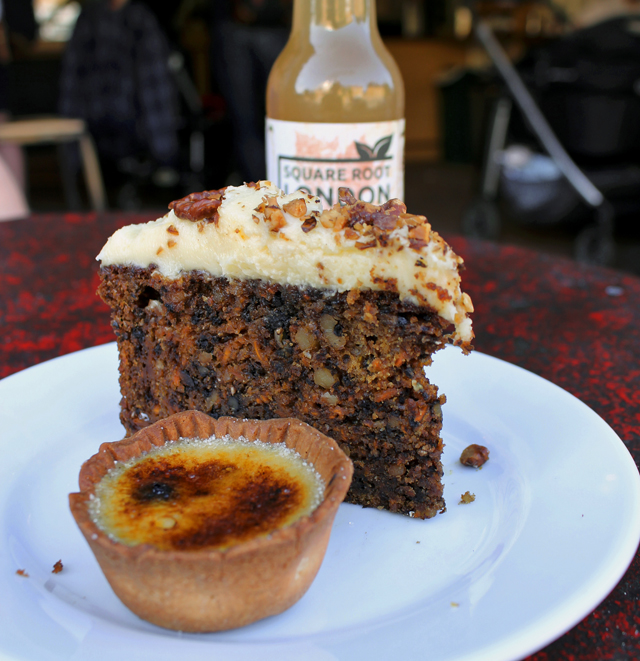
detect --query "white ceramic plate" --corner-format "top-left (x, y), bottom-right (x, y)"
top-left (1, 344), bottom-right (639, 661)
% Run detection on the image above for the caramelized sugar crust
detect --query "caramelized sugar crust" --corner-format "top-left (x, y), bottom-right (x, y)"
top-left (94, 440), bottom-right (322, 551)
top-left (99, 267), bottom-right (449, 518)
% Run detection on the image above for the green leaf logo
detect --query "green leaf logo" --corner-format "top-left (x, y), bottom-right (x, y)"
top-left (354, 135), bottom-right (393, 160)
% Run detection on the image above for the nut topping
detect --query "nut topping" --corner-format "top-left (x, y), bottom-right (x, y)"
top-left (168, 183), bottom-right (446, 260)
top-left (460, 444), bottom-right (489, 468)
top-left (169, 189), bottom-right (226, 223)
top-left (264, 204), bottom-right (287, 232)
top-left (301, 217), bottom-right (317, 233)
top-left (283, 198), bottom-right (307, 218)
top-left (318, 188), bottom-right (434, 255)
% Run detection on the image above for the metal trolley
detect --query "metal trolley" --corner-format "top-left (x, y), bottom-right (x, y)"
top-left (462, 7), bottom-right (640, 265)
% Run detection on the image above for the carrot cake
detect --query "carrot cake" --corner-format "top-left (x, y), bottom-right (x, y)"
top-left (97, 182), bottom-right (473, 519)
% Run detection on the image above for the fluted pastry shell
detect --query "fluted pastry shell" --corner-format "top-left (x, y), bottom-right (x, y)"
top-left (69, 410), bottom-right (353, 632)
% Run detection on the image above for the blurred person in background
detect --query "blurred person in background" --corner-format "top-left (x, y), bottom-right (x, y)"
top-left (0, 0), bottom-right (35, 220)
top-left (210, 0), bottom-right (291, 183)
top-left (58, 0), bottom-right (181, 199)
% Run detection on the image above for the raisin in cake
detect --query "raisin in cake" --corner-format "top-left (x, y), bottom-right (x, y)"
top-left (97, 182), bottom-right (473, 519)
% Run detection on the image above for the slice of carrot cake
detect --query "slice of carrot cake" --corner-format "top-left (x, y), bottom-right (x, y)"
top-left (97, 182), bottom-right (473, 518)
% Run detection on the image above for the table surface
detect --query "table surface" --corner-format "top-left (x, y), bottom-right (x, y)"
top-left (1, 211), bottom-right (639, 660)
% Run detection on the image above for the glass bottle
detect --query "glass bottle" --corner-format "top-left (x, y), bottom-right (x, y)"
top-left (266, 0), bottom-right (405, 206)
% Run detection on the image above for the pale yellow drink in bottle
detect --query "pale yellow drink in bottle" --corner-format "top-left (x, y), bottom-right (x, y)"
top-left (266, 0), bottom-right (405, 206)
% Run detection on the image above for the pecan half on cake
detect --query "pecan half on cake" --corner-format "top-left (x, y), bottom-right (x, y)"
top-left (97, 182), bottom-right (474, 519)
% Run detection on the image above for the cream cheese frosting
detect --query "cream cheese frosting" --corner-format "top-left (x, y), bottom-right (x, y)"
top-left (97, 181), bottom-right (473, 344)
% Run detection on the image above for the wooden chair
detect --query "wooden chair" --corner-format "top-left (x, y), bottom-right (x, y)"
top-left (0, 116), bottom-right (107, 211)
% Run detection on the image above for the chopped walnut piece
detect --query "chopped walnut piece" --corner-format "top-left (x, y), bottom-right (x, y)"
top-left (293, 327), bottom-right (318, 351)
top-left (371, 212), bottom-right (398, 231)
top-left (268, 211), bottom-right (287, 231)
top-left (301, 217), bottom-right (317, 233)
top-left (459, 491), bottom-right (475, 504)
top-left (408, 225), bottom-right (430, 250)
top-left (283, 198), bottom-right (307, 217)
top-left (314, 367), bottom-right (336, 389)
top-left (461, 292), bottom-right (474, 313)
top-left (403, 213), bottom-right (423, 227)
top-left (355, 237), bottom-right (377, 250)
top-left (166, 225), bottom-right (179, 235)
top-left (264, 202), bottom-right (287, 232)
top-left (52, 560), bottom-right (63, 574)
top-left (273, 327), bottom-right (286, 348)
top-left (320, 314), bottom-right (346, 348)
top-left (333, 214), bottom-right (349, 231)
top-left (460, 444), bottom-right (489, 467)
top-left (321, 392), bottom-right (338, 406)
top-left (338, 187), bottom-right (357, 205)
top-left (408, 225), bottom-right (429, 242)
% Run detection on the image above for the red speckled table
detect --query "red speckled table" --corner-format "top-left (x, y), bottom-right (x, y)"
top-left (1, 211), bottom-right (639, 659)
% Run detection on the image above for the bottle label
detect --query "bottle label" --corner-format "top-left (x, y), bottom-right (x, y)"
top-left (266, 118), bottom-right (405, 206)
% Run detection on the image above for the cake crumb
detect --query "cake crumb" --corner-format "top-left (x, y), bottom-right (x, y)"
top-left (459, 491), bottom-right (475, 504)
top-left (460, 444), bottom-right (489, 468)
top-left (52, 560), bottom-right (63, 574)
top-left (16, 569), bottom-right (29, 577)
top-left (451, 601), bottom-right (460, 608)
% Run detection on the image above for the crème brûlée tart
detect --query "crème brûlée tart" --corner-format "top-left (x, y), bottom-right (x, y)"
top-left (69, 410), bottom-right (353, 632)
top-left (97, 182), bottom-right (474, 519)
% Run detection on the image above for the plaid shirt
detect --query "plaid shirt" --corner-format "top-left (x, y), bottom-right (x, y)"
top-left (59, 1), bottom-right (179, 165)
